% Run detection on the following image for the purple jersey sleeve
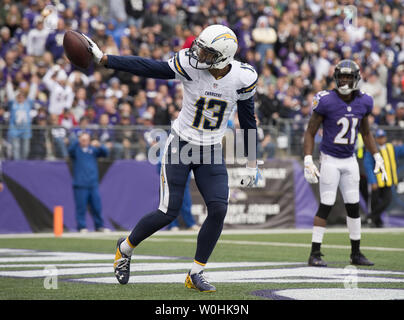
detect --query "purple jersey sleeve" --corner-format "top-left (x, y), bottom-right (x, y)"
top-left (311, 90), bottom-right (330, 116)
top-left (364, 93), bottom-right (374, 116)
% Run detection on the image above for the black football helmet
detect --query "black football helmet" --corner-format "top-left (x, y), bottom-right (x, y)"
top-left (333, 60), bottom-right (361, 95)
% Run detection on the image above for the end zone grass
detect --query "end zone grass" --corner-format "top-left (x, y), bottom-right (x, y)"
top-left (0, 228), bottom-right (403, 300)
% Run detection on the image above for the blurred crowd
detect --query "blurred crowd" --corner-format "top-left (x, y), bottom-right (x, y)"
top-left (0, 0), bottom-right (404, 161)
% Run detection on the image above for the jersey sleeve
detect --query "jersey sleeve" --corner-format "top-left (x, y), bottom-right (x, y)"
top-left (236, 63), bottom-right (258, 100)
top-left (237, 97), bottom-right (257, 161)
top-left (312, 90), bottom-right (330, 116)
top-left (106, 55), bottom-right (175, 79)
top-left (167, 49), bottom-right (195, 81)
top-left (363, 92), bottom-right (374, 115)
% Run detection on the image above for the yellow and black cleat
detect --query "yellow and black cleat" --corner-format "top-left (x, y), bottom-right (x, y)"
top-left (113, 238), bottom-right (132, 284)
top-left (185, 271), bottom-right (216, 292)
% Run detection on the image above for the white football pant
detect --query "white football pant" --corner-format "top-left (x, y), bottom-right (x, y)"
top-left (319, 152), bottom-right (360, 206)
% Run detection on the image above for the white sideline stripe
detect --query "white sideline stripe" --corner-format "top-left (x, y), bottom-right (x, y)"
top-left (0, 250), bottom-right (179, 263)
top-left (0, 262), bottom-right (305, 278)
top-left (275, 288), bottom-right (404, 300)
top-left (72, 267), bottom-right (404, 285)
top-left (0, 229), bottom-right (403, 253)
top-left (0, 261), bottom-right (304, 269)
top-left (0, 263), bottom-right (113, 268)
top-left (0, 228), bottom-right (403, 239)
top-left (148, 238), bottom-right (404, 252)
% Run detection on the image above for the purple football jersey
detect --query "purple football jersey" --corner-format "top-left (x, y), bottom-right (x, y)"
top-left (312, 89), bottom-right (373, 158)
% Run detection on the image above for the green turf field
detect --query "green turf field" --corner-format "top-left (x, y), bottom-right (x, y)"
top-left (1, 229), bottom-right (404, 300)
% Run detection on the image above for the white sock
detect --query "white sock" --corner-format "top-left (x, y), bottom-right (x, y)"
top-left (347, 217), bottom-right (361, 241)
top-left (120, 238), bottom-right (135, 256)
top-left (190, 260), bottom-right (205, 275)
top-left (312, 226), bottom-right (326, 244)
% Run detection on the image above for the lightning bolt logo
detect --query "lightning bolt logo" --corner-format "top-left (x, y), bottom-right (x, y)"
top-left (211, 33), bottom-right (238, 44)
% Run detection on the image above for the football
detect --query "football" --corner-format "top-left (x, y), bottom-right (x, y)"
top-left (63, 30), bottom-right (92, 69)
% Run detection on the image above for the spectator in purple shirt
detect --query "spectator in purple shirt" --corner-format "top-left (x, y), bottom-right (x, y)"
top-left (45, 18), bottom-right (66, 61)
top-left (0, 26), bottom-right (17, 58)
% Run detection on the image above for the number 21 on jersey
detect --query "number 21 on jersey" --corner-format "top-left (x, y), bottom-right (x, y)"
top-left (334, 117), bottom-right (359, 145)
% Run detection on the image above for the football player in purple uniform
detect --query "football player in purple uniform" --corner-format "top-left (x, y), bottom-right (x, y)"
top-left (303, 60), bottom-right (387, 267)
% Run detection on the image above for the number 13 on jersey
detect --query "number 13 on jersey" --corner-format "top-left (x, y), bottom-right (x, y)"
top-left (192, 96), bottom-right (228, 130)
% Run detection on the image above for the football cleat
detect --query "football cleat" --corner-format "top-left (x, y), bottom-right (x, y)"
top-left (113, 237), bottom-right (132, 284)
top-left (350, 252), bottom-right (374, 266)
top-left (185, 271), bottom-right (216, 292)
top-left (308, 251), bottom-right (327, 267)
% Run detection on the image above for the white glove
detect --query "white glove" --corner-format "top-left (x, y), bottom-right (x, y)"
top-left (81, 33), bottom-right (104, 64)
top-left (304, 155), bottom-right (320, 184)
top-left (51, 64), bottom-right (61, 72)
top-left (373, 152), bottom-right (388, 181)
top-left (240, 160), bottom-right (263, 187)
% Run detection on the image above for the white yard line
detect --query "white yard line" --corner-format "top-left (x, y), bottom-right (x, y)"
top-left (0, 229), bottom-right (403, 252)
top-left (0, 228), bottom-right (403, 239)
top-left (147, 237), bottom-right (404, 252)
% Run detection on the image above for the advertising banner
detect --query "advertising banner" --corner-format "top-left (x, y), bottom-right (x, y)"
top-left (0, 159), bottom-right (402, 233)
top-left (190, 160), bottom-right (296, 229)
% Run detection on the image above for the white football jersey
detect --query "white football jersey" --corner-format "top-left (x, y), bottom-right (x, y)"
top-left (167, 49), bottom-right (258, 146)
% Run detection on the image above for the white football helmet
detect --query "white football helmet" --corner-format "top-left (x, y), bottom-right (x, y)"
top-left (188, 24), bottom-right (238, 70)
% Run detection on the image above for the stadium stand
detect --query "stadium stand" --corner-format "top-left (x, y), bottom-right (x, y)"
top-left (0, 0), bottom-right (403, 161)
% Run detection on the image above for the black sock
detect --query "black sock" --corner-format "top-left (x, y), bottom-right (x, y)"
top-left (311, 242), bottom-right (321, 254)
top-left (351, 239), bottom-right (360, 255)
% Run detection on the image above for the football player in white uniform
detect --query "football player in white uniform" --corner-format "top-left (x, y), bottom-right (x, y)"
top-left (84, 24), bottom-right (260, 292)
top-left (303, 60), bottom-right (387, 267)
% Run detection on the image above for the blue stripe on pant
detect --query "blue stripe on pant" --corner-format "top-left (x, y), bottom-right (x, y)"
top-left (73, 186), bottom-right (104, 230)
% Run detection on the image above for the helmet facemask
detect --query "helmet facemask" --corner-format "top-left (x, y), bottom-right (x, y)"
top-left (187, 24), bottom-right (238, 70)
top-left (335, 73), bottom-right (356, 95)
top-left (334, 61), bottom-right (361, 95)
top-left (188, 39), bottom-right (226, 70)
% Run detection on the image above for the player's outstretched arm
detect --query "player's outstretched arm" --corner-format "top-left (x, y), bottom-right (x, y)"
top-left (105, 55), bottom-right (175, 79)
top-left (83, 34), bottom-right (175, 80)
